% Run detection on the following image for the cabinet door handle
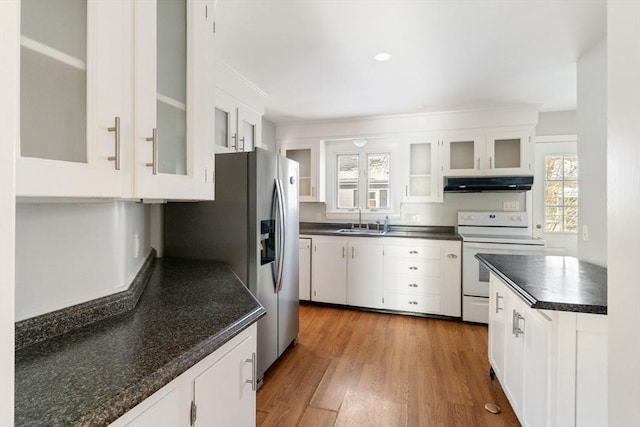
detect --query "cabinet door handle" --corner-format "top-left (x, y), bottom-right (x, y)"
top-left (245, 352), bottom-right (257, 391)
top-left (409, 266), bottom-right (418, 270)
top-left (515, 312), bottom-right (525, 338)
top-left (405, 185), bottom-right (408, 197)
top-left (447, 253), bottom-right (458, 259)
top-left (231, 133), bottom-right (237, 150)
top-left (495, 292), bottom-right (503, 313)
top-left (342, 246), bottom-right (345, 258)
top-left (489, 156), bottom-right (493, 169)
top-left (311, 186), bottom-right (315, 197)
top-left (107, 116), bottom-right (121, 170)
top-left (409, 250), bottom-right (418, 254)
top-left (239, 135), bottom-right (245, 151)
top-left (145, 128), bottom-right (158, 175)
top-left (477, 157), bottom-right (480, 169)
top-left (408, 283), bottom-right (418, 288)
top-left (351, 247), bottom-right (355, 259)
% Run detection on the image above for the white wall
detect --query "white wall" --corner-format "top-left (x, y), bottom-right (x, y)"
top-left (261, 118), bottom-right (277, 152)
top-left (0, 1), bottom-right (18, 424)
top-left (15, 202), bottom-right (151, 320)
top-left (536, 110), bottom-right (577, 136)
top-left (300, 192), bottom-right (527, 226)
top-left (577, 39), bottom-right (607, 266)
top-left (608, 1), bottom-right (640, 424)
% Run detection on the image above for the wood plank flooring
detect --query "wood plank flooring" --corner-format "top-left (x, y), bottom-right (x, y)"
top-left (256, 304), bottom-right (520, 427)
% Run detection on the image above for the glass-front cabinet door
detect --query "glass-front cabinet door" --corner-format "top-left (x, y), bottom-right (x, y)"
top-left (237, 106), bottom-right (260, 152)
top-left (135, 0), bottom-right (215, 200)
top-left (403, 138), bottom-right (442, 203)
top-left (17, 0), bottom-right (134, 197)
top-left (442, 133), bottom-right (485, 177)
top-left (281, 141), bottom-right (325, 202)
top-left (486, 131), bottom-right (532, 175)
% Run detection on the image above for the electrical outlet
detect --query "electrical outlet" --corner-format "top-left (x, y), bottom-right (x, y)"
top-left (582, 225), bottom-right (589, 241)
top-left (503, 201), bottom-right (520, 212)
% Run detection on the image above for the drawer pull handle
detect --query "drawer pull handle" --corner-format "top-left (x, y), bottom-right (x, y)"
top-left (447, 253), bottom-right (458, 259)
top-left (495, 292), bottom-right (503, 313)
top-left (409, 301), bottom-right (418, 305)
top-left (409, 250), bottom-right (418, 254)
top-left (408, 283), bottom-right (418, 288)
top-left (409, 266), bottom-right (418, 270)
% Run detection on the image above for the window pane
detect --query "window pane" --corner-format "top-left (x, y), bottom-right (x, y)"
top-left (337, 154), bottom-right (359, 209)
top-left (564, 155), bottom-right (578, 180)
top-left (544, 154), bottom-right (578, 233)
top-left (367, 153), bottom-right (390, 209)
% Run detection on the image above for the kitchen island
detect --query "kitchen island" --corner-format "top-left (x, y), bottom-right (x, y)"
top-left (15, 257), bottom-right (265, 426)
top-left (476, 254), bottom-right (607, 427)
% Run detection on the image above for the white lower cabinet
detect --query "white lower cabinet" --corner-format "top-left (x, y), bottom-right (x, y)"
top-left (382, 238), bottom-right (461, 317)
top-left (110, 324), bottom-right (257, 427)
top-left (309, 236), bottom-right (461, 317)
top-left (311, 237), bottom-right (348, 304)
top-left (310, 236), bottom-right (383, 307)
top-left (488, 273), bottom-right (607, 427)
top-left (298, 238), bottom-right (312, 301)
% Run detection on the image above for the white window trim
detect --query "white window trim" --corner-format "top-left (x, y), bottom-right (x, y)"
top-left (325, 139), bottom-right (400, 221)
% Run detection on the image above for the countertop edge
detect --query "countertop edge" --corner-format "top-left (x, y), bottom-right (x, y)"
top-left (80, 306), bottom-right (266, 426)
top-left (476, 254), bottom-right (608, 315)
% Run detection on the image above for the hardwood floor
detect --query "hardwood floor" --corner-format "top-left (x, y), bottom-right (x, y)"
top-left (256, 304), bottom-right (520, 427)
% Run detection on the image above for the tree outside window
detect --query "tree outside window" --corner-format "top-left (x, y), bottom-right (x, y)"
top-left (544, 154), bottom-right (578, 232)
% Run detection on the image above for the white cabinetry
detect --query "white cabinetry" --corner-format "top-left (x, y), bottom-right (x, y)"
top-left (299, 238), bottom-right (311, 301)
top-left (280, 141), bottom-right (326, 202)
top-left (310, 236), bottom-right (383, 307)
top-left (311, 236), bottom-right (347, 304)
top-left (17, 0), bottom-right (215, 200)
top-left (215, 89), bottom-right (262, 153)
top-left (488, 272), bottom-right (606, 427)
top-left (134, 0), bottom-right (215, 200)
top-left (110, 324), bottom-right (257, 427)
top-left (402, 137), bottom-right (442, 203)
top-left (382, 238), bottom-right (461, 317)
top-left (18, 0), bottom-right (134, 198)
top-left (442, 129), bottom-right (532, 177)
top-left (347, 239), bottom-right (384, 309)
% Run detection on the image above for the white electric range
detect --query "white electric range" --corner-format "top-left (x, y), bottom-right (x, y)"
top-left (457, 211), bottom-right (545, 324)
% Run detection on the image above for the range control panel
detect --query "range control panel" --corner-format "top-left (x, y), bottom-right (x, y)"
top-left (458, 211), bottom-right (528, 227)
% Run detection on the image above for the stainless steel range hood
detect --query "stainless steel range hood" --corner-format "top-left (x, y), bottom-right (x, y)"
top-left (443, 176), bottom-right (534, 193)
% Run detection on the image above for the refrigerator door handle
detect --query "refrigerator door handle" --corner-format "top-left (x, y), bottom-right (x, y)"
top-left (274, 178), bottom-right (286, 293)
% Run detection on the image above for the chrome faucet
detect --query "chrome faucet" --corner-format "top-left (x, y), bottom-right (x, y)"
top-left (350, 207), bottom-right (363, 229)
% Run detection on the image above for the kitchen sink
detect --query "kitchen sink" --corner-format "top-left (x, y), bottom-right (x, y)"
top-left (336, 228), bottom-right (388, 236)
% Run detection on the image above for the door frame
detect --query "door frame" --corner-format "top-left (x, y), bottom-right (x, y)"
top-left (533, 135), bottom-right (578, 256)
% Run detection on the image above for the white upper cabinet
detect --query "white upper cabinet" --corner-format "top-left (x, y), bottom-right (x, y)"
top-left (17, 0), bottom-right (215, 200)
top-left (280, 140), bottom-right (325, 202)
top-left (402, 137), bottom-right (442, 203)
top-left (17, 0), bottom-right (134, 198)
top-left (134, 0), bottom-right (215, 200)
top-left (214, 89), bottom-right (262, 153)
top-left (442, 128), bottom-right (533, 177)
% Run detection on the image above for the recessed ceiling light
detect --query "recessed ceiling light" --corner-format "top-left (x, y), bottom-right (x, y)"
top-left (374, 52), bottom-right (391, 62)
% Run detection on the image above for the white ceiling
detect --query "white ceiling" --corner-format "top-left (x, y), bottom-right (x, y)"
top-left (215, 0), bottom-right (606, 124)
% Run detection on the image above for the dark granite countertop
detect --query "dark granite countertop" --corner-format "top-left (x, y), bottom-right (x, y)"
top-left (476, 254), bottom-right (607, 314)
top-left (15, 258), bottom-right (266, 426)
top-left (299, 222), bottom-right (460, 241)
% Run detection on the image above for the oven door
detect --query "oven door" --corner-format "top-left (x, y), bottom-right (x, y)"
top-left (462, 242), bottom-right (545, 297)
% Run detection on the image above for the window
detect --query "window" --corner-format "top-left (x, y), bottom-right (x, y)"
top-left (544, 154), bottom-right (578, 232)
top-left (327, 140), bottom-right (398, 215)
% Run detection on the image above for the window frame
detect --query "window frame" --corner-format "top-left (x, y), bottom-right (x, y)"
top-left (325, 139), bottom-right (400, 219)
top-left (543, 153), bottom-right (578, 234)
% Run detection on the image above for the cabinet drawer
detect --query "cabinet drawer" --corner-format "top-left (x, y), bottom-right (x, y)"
top-left (384, 258), bottom-right (440, 277)
top-left (384, 245), bottom-right (440, 260)
top-left (383, 293), bottom-right (440, 314)
top-left (383, 275), bottom-right (440, 295)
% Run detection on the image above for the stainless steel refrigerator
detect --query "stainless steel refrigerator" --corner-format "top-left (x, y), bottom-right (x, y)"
top-left (163, 148), bottom-right (299, 385)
